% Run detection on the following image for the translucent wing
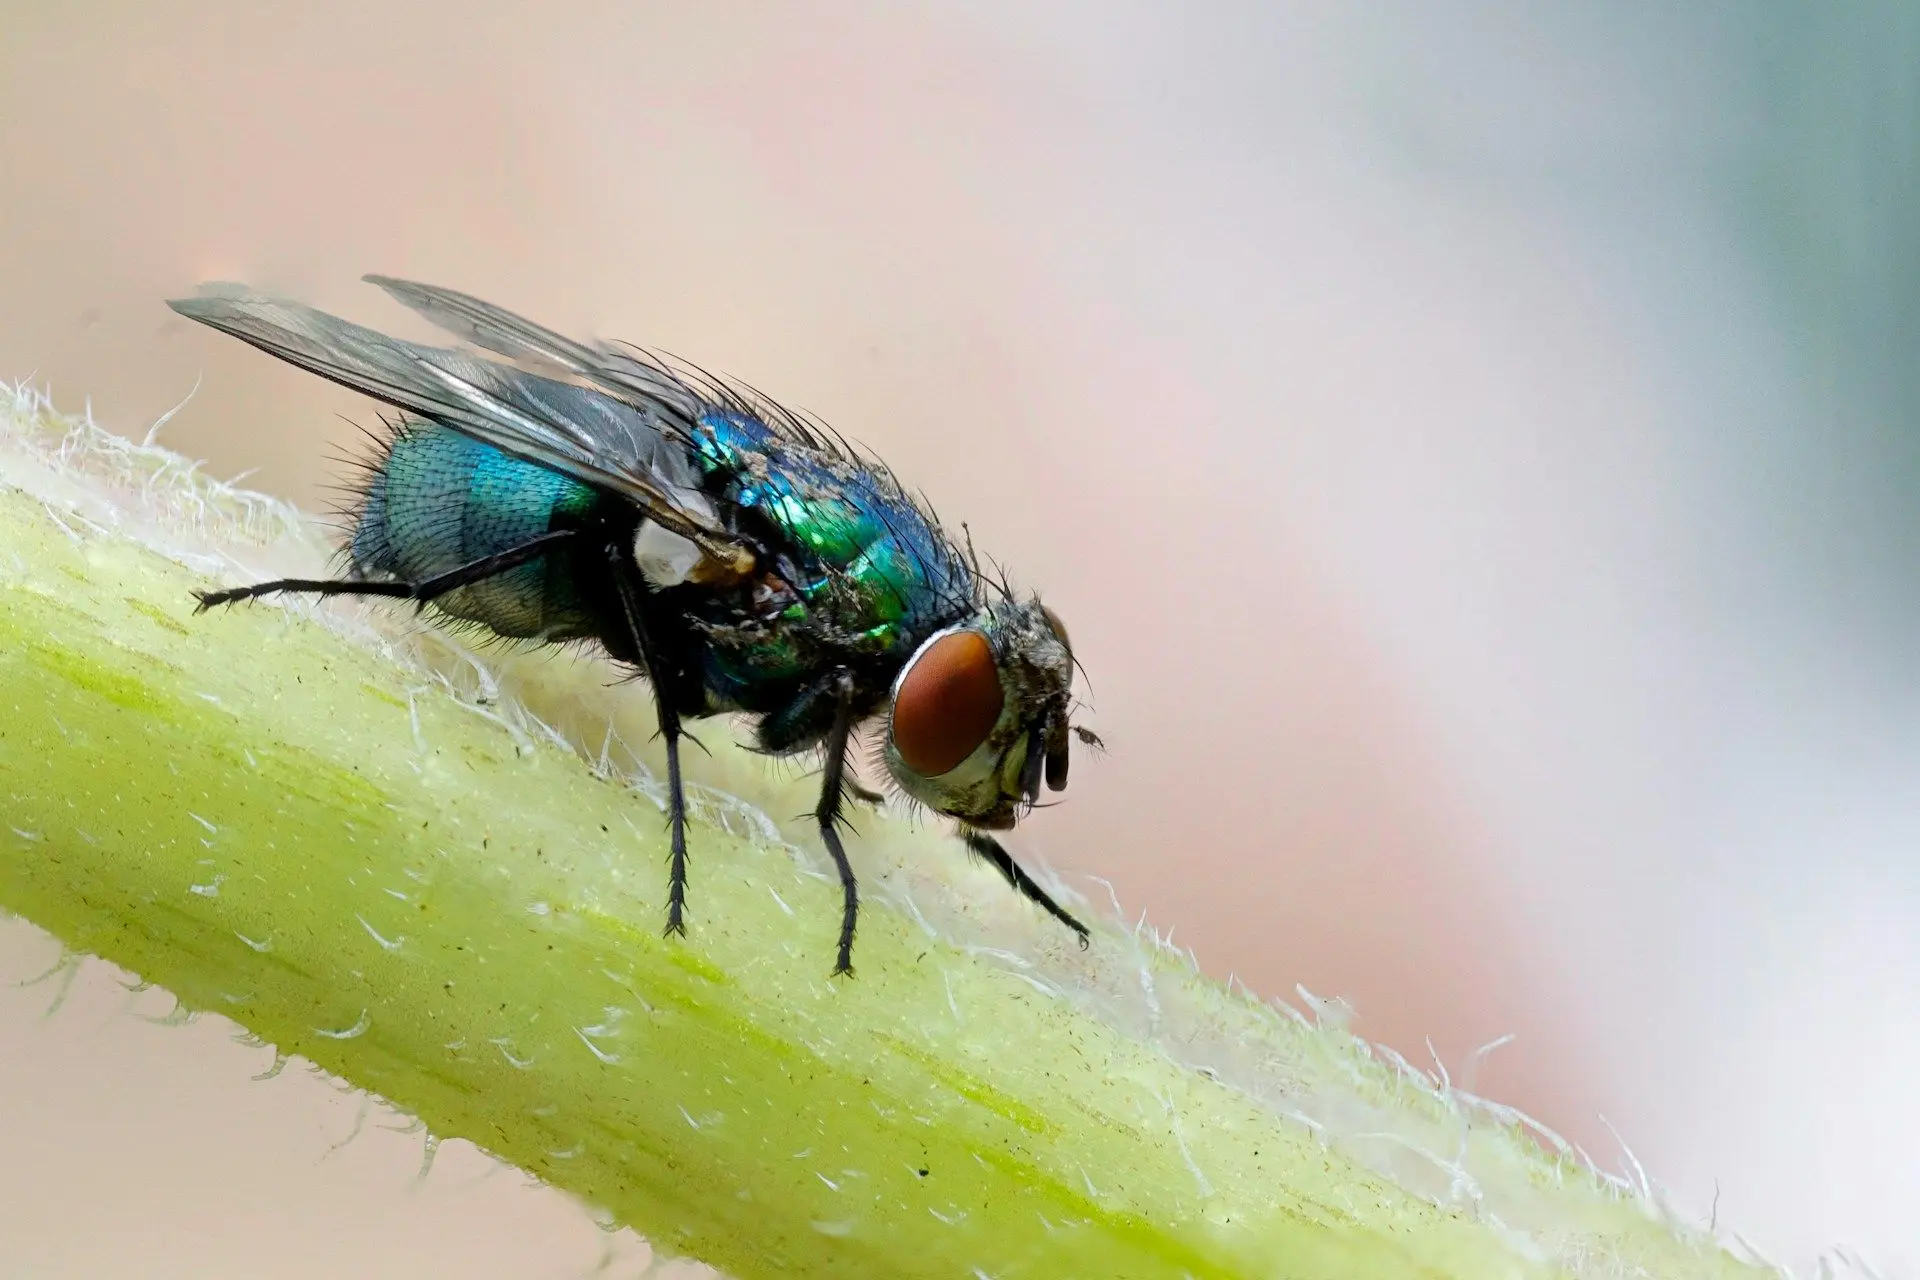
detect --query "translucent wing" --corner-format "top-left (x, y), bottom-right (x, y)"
top-left (361, 274), bottom-right (703, 422)
top-left (167, 287), bottom-right (751, 569)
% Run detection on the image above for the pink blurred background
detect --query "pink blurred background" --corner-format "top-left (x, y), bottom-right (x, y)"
top-left (2, 3), bottom-right (1915, 1275)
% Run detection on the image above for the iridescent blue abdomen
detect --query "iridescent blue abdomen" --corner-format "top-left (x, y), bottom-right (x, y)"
top-left (351, 422), bottom-right (606, 640)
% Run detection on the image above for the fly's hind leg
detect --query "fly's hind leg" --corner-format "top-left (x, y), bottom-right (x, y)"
top-left (603, 545), bottom-right (694, 941)
top-left (192, 530), bottom-right (579, 613)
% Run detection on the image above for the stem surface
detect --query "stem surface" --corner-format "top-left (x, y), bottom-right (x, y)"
top-left (0, 385), bottom-right (1779, 1279)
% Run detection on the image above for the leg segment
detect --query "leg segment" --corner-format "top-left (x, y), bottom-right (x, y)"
top-left (812, 671), bottom-right (863, 976)
top-left (960, 832), bottom-right (1091, 949)
top-left (603, 544), bottom-right (694, 941)
top-left (192, 529), bottom-right (579, 612)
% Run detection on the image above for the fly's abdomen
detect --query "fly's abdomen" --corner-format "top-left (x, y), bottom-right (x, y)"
top-left (352, 421), bottom-right (601, 640)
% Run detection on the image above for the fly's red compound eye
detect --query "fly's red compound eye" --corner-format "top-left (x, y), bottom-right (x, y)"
top-left (893, 630), bottom-right (1003, 777)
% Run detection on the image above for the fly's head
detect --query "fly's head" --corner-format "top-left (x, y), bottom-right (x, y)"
top-left (881, 595), bottom-right (1096, 831)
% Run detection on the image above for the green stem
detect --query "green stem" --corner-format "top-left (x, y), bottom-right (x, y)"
top-left (0, 385), bottom-right (1777, 1279)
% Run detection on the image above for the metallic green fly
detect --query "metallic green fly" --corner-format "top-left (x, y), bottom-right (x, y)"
top-left (170, 276), bottom-right (1100, 973)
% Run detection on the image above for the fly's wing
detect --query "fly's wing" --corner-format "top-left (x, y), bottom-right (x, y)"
top-left (361, 275), bottom-right (702, 423)
top-left (167, 289), bottom-right (753, 572)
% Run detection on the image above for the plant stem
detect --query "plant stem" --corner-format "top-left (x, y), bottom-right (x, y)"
top-left (0, 385), bottom-right (1779, 1279)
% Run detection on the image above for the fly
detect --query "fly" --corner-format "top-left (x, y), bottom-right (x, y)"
top-left (169, 275), bottom-right (1101, 974)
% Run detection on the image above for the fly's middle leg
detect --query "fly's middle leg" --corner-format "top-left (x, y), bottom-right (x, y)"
top-left (658, 707), bottom-right (691, 938)
top-left (604, 544), bottom-right (693, 940)
top-left (811, 670), bottom-right (863, 976)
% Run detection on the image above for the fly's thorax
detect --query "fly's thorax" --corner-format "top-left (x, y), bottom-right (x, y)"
top-left (881, 596), bottom-right (1077, 830)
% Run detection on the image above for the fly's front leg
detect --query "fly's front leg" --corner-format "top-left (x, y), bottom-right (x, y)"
top-left (812, 670), bottom-right (863, 976)
top-left (960, 831), bottom-right (1091, 949)
top-left (605, 544), bottom-right (693, 940)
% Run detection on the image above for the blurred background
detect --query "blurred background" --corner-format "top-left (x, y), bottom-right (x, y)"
top-left (1, 2), bottom-right (1915, 1276)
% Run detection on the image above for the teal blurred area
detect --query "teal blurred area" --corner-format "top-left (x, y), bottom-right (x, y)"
top-left (1, 3), bottom-right (1914, 1275)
